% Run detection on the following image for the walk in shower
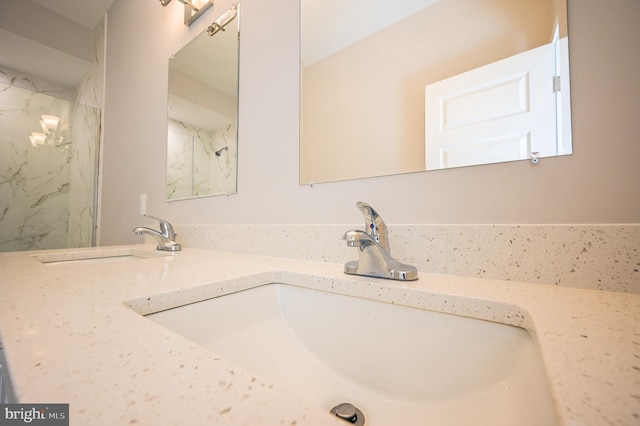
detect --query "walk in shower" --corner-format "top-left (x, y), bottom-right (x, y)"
top-left (0, 82), bottom-right (100, 252)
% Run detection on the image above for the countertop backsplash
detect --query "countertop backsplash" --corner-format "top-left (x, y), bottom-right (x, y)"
top-left (177, 224), bottom-right (640, 293)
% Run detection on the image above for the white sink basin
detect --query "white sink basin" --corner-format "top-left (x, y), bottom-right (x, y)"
top-left (145, 284), bottom-right (558, 426)
top-left (33, 248), bottom-right (168, 265)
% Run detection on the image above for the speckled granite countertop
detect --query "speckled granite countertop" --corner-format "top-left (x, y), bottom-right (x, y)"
top-left (0, 245), bottom-right (638, 425)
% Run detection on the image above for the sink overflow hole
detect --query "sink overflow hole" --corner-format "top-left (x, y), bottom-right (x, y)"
top-left (330, 403), bottom-right (365, 425)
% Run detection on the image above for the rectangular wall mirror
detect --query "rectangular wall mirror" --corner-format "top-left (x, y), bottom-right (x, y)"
top-left (300, 0), bottom-right (572, 185)
top-left (166, 4), bottom-right (240, 201)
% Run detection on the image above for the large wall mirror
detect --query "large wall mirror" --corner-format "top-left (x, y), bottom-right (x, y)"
top-left (300, 0), bottom-right (572, 185)
top-left (166, 4), bottom-right (240, 201)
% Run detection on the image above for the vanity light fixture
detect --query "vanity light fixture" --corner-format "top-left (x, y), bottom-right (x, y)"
top-left (159, 0), bottom-right (214, 26)
top-left (207, 3), bottom-right (238, 36)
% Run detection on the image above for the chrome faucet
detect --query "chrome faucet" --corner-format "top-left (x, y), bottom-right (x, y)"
top-left (133, 215), bottom-right (182, 251)
top-left (343, 202), bottom-right (417, 281)
top-left (356, 201), bottom-right (390, 252)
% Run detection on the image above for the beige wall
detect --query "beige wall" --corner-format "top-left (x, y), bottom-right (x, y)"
top-left (101, 0), bottom-right (640, 247)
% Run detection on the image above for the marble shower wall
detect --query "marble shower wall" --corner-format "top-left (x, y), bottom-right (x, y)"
top-left (0, 83), bottom-right (100, 252)
top-left (67, 103), bottom-right (100, 248)
top-left (0, 17), bottom-right (104, 252)
top-left (166, 119), bottom-right (238, 200)
top-left (74, 16), bottom-right (105, 111)
top-left (70, 16), bottom-right (105, 248)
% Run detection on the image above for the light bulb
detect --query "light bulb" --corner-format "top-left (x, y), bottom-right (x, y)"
top-left (191, 0), bottom-right (209, 8)
top-left (40, 115), bottom-right (60, 131)
top-left (29, 133), bottom-right (46, 147)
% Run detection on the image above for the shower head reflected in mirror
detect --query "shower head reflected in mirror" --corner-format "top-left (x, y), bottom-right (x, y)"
top-left (215, 146), bottom-right (228, 157)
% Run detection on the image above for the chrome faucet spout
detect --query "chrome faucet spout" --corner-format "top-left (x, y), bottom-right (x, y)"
top-left (343, 202), bottom-right (417, 281)
top-left (356, 201), bottom-right (390, 252)
top-left (133, 227), bottom-right (161, 238)
top-left (132, 215), bottom-right (181, 251)
top-left (343, 229), bottom-right (377, 249)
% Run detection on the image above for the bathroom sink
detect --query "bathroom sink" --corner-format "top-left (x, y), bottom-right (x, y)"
top-left (145, 284), bottom-right (558, 426)
top-left (33, 248), bottom-right (168, 265)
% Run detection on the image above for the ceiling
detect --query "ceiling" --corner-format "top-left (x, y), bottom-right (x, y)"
top-left (0, 0), bottom-right (115, 90)
top-left (301, 0), bottom-right (439, 67)
top-left (31, 0), bottom-right (115, 30)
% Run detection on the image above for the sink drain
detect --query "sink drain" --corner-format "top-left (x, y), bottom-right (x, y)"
top-left (330, 402), bottom-right (365, 425)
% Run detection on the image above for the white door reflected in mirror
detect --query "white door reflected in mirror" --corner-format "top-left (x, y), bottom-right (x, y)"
top-left (425, 35), bottom-right (571, 170)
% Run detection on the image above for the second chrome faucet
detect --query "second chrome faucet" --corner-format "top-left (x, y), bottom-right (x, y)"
top-left (133, 215), bottom-right (182, 251)
top-left (343, 202), bottom-right (417, 281)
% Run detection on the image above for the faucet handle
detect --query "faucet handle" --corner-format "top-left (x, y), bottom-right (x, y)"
top-left (355, 202), bottom-right (389, 252)
top-left (144, 214), bottom-right (176, 240)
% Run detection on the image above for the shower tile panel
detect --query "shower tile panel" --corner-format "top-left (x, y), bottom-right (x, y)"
top-left (0, 83), bottom-right (98, 252)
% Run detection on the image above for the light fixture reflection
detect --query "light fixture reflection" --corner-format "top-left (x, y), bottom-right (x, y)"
top-left (40, 115), bottom-right (60, 132)
top-left (30, 114), bottom-right (63, 147)
top-left (29, 132), bottom-right (47, 147)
